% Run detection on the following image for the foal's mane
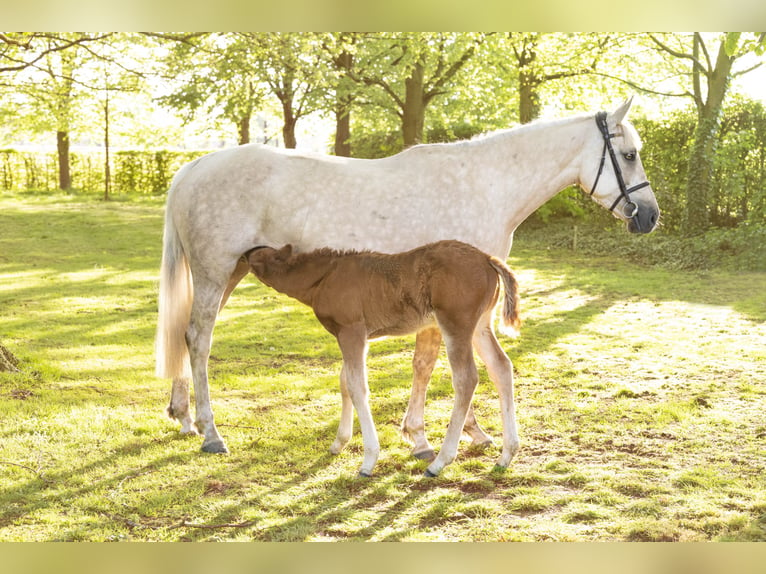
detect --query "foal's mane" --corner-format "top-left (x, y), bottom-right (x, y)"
top-left (288, 246), bottom-right (368, 265)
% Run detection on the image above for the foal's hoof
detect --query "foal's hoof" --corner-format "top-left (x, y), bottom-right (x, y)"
top-left (423, 468), bottom-right (439, 478)
top-left (201, 439), bottom-right (229, 454)
top-left (471, 439), bottom-right (495, 450)
top-left (412, 448), bottom-right (436, 462)
top-left (357, 471), bottom-right (373, 478)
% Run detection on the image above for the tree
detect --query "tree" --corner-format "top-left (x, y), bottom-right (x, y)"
top-left (244, 33), bottom-right (329, 149)
top-left (650, 32), bottom-right (766, 234)
top-left (157, 33), bottom-right (265, 146)
top-left (322, 33), bottom-right (357, 157)
top-left (500, 33), bottom-right (612, 124)
top-left (342, 33), bottom-right (485, 147)
top-left (1, 33), bottom-right (116, 191)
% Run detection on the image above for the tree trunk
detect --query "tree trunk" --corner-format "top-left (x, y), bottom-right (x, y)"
top-left (334, 106), bottom-right (351, 157)
top-left (282, 104), bottom-right (297, 149)
top-left (519, 72), bottom-right (541, 124)
top-left (104, 92), bottom-right (111, 201)
top-left (237, 114), bottom-right (251, 145)
top-left (402, 60), bottom-right (426, 147)
top-left (334, 49), bottom-right (353, 157)
top-left (684, 37), bottom-right (735, 235)
top-left (57, 130), bottom-right (71, 191)
top-left (685, 115), bottom-right (718, 234)
top-left (517, 36), bottom-right (541, 124)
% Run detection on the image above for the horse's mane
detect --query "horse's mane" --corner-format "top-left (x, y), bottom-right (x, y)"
top-left (396, 113), bottom-right (593, 156)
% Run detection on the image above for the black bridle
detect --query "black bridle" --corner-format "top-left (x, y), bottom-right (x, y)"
top-left (589, 111), bottom-right (651, 219)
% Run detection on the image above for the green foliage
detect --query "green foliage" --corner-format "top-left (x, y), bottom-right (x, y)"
top-left (528, 99), bottom-right (766, 233)
top-left (0, 149), bottom-right (206, 195)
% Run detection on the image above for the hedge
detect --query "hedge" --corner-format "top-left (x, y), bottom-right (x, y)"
top-left (0, 149), bottom-right (208, 195)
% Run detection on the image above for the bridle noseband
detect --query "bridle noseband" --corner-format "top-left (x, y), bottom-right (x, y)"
top-left (589, 111), bottom-right (650, 219)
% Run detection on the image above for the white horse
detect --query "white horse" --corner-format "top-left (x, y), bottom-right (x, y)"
top-left (156, 98), bottom-right (659, 461)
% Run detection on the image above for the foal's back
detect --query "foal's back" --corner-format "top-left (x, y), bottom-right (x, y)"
top-left (249, 240), bottom-right (502, 340)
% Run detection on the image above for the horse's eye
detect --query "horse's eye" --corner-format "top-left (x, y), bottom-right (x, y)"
top-left (624, 152), bottom-right (636, 161)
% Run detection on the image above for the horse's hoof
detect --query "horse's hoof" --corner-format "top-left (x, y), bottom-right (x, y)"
top-left (491, 464), bottom-right (508, 474)
top-left (423, 468), bottom-right (439, 478)
top-left (412, 449), bottom-right (436, 462)
top-left (201, 439), bottom-right (229, 454)
top-left (471, 439), bottom-right (495, 450)
top-left (358, 471), bottom-right (373, 478)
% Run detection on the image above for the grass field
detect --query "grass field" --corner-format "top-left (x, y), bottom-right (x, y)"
top-left (0, 192), bottom-right (765, 541)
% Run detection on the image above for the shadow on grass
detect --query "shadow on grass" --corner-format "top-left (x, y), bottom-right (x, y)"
top-left (2, 198), bottom-right (765, 541)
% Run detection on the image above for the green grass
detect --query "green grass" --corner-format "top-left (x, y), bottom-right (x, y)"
top-left (1, 191), bottom-right (765, 541)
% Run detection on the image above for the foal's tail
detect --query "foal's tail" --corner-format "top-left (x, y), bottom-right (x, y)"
top-left (155, 204), bottom-right (193, 380)
top-left (489, 256), bottom-right (521, 337)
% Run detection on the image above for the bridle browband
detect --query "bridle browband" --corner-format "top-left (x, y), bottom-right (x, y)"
top-left (589, 111), bottom-right (651, 219)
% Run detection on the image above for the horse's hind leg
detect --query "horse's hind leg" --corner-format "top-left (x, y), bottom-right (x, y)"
top-left (219, 257), bottom-right (250, 311)
top-left (187, 277), bottom-right (229, 454)
top-left (473, 320), bottom-right (519, 469)
top-left (167, 377), bottom-right (195, 434)
top-left (166, 260), bottom-right (249, 437)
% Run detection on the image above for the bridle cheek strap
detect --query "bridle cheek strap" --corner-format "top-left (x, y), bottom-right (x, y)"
top-left (590, 111), bottom-right (650, 219)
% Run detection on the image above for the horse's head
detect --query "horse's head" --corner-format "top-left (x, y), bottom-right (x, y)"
top-left (580, 98), bottom-right (660, 234)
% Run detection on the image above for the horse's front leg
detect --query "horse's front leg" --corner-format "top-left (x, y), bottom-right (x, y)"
top-left (337, 325), bottom-right (379, 477)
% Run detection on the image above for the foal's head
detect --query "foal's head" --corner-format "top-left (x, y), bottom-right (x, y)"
top-left (247, 244), bottom-right (293, 279)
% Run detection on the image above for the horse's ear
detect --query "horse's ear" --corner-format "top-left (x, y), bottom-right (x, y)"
top-left (610, 96), bottom-right (634, 124)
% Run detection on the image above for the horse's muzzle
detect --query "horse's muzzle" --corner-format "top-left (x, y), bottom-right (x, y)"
top-left (627, 203), bottom-right (660, 234)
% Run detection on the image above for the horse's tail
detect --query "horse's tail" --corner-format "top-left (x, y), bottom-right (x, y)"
top-left (155, 203), bottom-right (193, 380)
top-left (488, 256), bottom-right (521, 338)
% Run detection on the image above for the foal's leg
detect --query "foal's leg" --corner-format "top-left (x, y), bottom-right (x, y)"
top-left (330, 365), bottom-right (354, 455)
top-left (402, 327), bottom-right (441, 460)
top-left (167, 261), bottom-right (249, 437)
top-left (337, 324), bottom-right (379, 477)
top-left (186, 277), bottom-right (229, 453)
top-left (425, 330), bottom-right (479, 477)
top-left (473, 320), bottom-right (520, 468)
top-left (403, 328), bottom-right (492, 460)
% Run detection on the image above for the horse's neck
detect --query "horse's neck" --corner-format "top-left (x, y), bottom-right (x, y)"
top-left (481, 117), bottom-right (588, 232)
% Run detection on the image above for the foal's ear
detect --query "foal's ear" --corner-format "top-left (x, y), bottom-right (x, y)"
top-left (277, 244), bottom-right (293, 260)
top-left (610, 96), bottom-right (634, 124)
